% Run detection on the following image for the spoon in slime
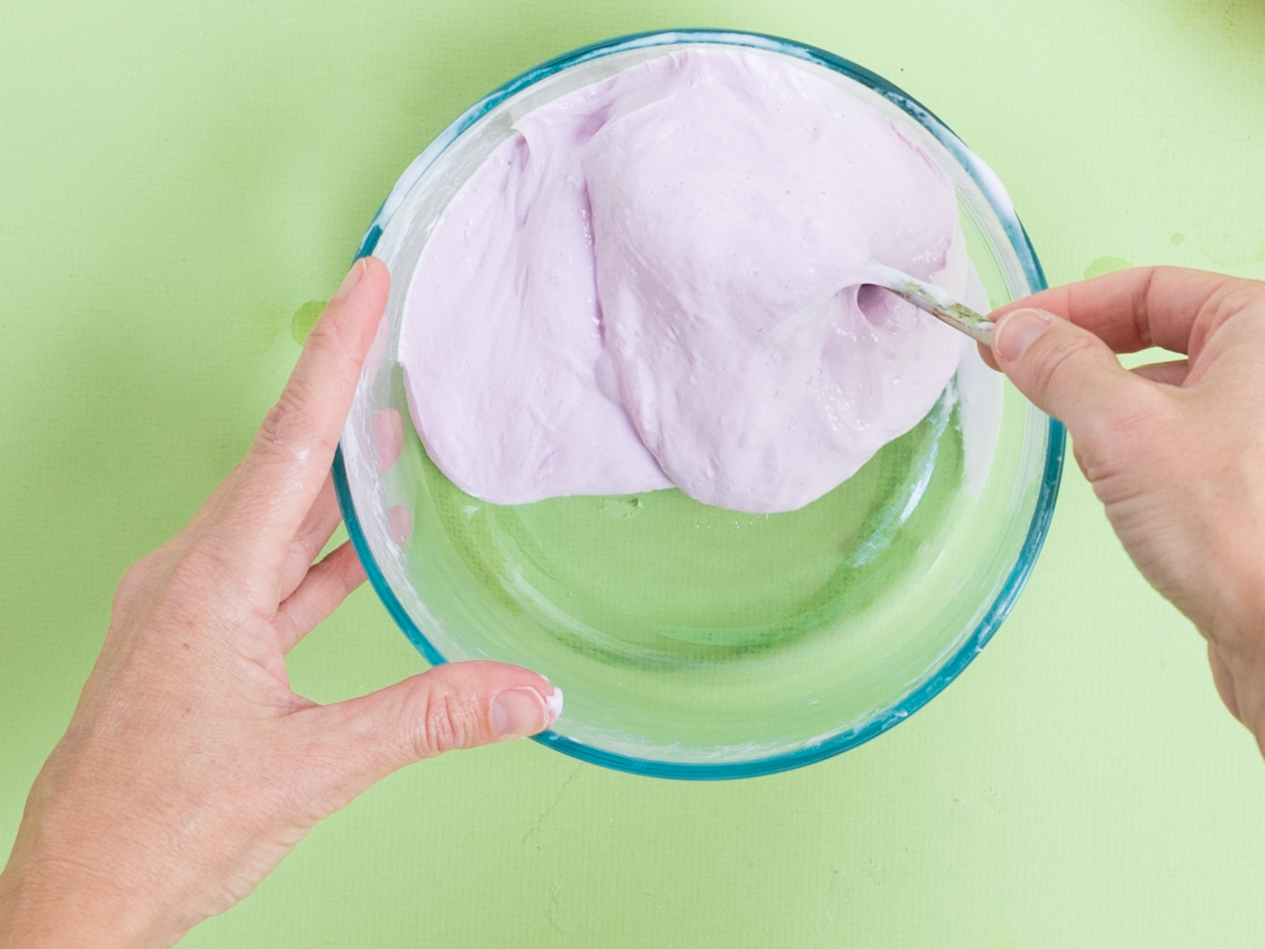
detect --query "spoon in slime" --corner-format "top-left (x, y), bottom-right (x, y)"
top-left (864, 264), bottom-right (995, 346)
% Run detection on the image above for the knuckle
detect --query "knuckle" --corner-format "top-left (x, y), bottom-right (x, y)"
top-left (109, 542), bottom-right (245, 645)
top-left (328, 546), bottom-right (366, 594)
top-left (113, 557), bottom-right (153, 611)
top-left (1023, 329), bottom-right (1177, 484)
top-left (110, 557), bottom-right (162, 631)
top-left (252, 389), bottom-right (339, 466)
top-left (163, 543), bottom-right (238, 608)
top-left (1028, 333), bottom-right (1101, 399)
top-left (411, 686), bottom-right (478, 759)
top-left (1100, 387), bottom-right (1167, 440)
top-left (304, 309), bottom-right (350, 354)
top-left (256, 394), bottom-right (304, 453)
top-left (1079, 388), bottom-right (1172, 484)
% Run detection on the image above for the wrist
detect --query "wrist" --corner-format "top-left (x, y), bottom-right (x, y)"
top-left (0, 791), bottom-right (187, 949)
top-left (0, 854), bottom-right (166, 949)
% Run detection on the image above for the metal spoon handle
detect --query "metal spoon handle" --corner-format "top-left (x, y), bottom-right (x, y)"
top-left (868, 267), bottom-right (995, 346)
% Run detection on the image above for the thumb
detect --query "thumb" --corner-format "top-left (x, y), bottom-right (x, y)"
top-left (990, 306), bottom-right (1153, 456)
top-left (299, 661), bottom-right (563, 804)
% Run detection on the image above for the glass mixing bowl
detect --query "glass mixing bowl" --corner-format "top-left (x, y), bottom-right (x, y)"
top-left (334, 29), bottom-right (1065, 779)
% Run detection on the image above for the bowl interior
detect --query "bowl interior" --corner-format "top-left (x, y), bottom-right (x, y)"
top-left (336, 31), bottom-right (1062, 778)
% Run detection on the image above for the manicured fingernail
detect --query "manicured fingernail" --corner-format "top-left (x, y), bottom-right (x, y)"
top-left (491, 687), bottom-right (551, 738)
top-left (993, 308), bottom-right (1054, 362)
top-left (333, 259), bottom-right (365, 300)
top-left (545, 686), bottom-right (564, 725)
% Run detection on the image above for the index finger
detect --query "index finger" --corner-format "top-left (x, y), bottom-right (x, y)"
top-left (222, 256), bottom-right (390, 574)
top-left (992, 266), bottom-right (1253, 356)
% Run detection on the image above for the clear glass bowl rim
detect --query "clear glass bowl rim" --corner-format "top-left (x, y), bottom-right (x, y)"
top-left (333, 28), bottom-right (1067, 780)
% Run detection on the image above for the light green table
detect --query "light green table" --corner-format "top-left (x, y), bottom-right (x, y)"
top-left (4, 2), bottom-right (1265, 946)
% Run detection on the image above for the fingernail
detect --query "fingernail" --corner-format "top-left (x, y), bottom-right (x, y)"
top-left (491, 687), bottom-right (551, 738)
top-left (994, 308), bottom-right (1054, 362)
top-left (333, 259), bottom-right (365, 300)
top-left (545, 686), bottom-right (564, 725)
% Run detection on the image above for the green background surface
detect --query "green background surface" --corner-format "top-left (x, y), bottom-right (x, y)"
top-left (3, 1), bottom-right (1265, 946)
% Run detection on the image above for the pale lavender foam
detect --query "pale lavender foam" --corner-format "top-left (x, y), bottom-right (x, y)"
top-left (400, 47), bottom-right (976, 514)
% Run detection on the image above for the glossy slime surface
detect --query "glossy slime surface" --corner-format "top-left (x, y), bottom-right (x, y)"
top-left (400, 47), bottom-right (981, 514)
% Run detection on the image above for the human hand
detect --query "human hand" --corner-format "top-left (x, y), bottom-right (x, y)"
top-left (0, 257), bottom-right (562, 949)
top-left (983, 267), bottom-right (1265, 749)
